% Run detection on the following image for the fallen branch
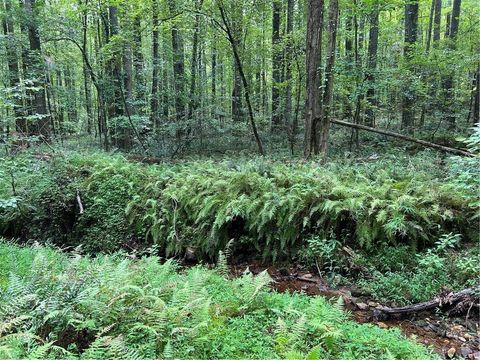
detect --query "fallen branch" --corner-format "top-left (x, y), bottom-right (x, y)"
top-left (374, 287), bottom-right (479, 320)
top-left (76, 189), bottom-right (84, 215)
top-left (331, 119), bottom-right (475, 157)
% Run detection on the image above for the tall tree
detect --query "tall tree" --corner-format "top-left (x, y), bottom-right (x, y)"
top-left (150, 0), bottom-right (160, 126)
top-left (401, 0), bottom-right (419, 133)
top-left (2, 0), bottom-right (25, 133)
top-left (24, 0), bottom-right (51, 139)
top-left (365, 1), bottom-right (379, 127)
top-left (316, 0), bottom-right (339, 158)
top-left (284, 0), bottom-right (295, 132)
top-left (304, 0), bottom-right (324, 158)
top-left (443, 0), bottom-right (461, 129)
top-left (167, 0), bottom-right (186, 124)
top-left (271, 0), bottom-right (282, 131)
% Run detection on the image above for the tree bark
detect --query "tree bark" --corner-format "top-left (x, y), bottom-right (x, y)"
top-left (443, 0), bottom-right (461, 130)
top-left (401, 0), bottom-right (419, 134)
top-left (316, 0), bottom-right (339, 159)
top-left (81, 0), bottom-right (93, 134)
top-left (2, 0), bottom-right (25, 134)
top-left (150, 0), bottom-right (160, 127)
top-left (374, 286), bottom-right (479, 319)
top-left (167, 0), bottom-right (186, 125)
top-left (304, 0), bottom-right (324, 159)
top-left (433, 0), bottom-right (442, 46)
top-left (187, 0), bottom-right (204, 121)
top-left (284, 0), bottom-right (294, 133)
top-left (271, 0), bottom-right (282, 131)
top-left (365, 2), bottom-right (379, 127)
top-left (24, 0), bottom-right (51, 140)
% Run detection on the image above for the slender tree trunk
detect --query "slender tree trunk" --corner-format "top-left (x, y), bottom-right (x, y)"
top-left (231, 2), bottom-right (243, 122)
top-left (133, 15), bottom-right (144, 113)
top-left (2, 0), bottom-right (25, 134)
top-left (284, 0), bottom-right (294, 135)
top-left (150, 0), bottom-right (160, 126)
top-left (271, 0), bottom-right (282, 131)
top-left (365, 1), bottom-right (379, 127)
top-left (443, 0), bottom-right (461, 130)
top-left (187, 0), bottom-right (204, 121)
top-left (304, 0), bottom-right (324, 158)
top-left (211, 34), bottom-right (217, 115)
top-left (316, 0), bottom-right (339, 159)
top-left (81, 0), bottom-right (93, 134)
top-left (167, 0), bottom-right (186, 127)
top-left (426, 0), bottom-right (435, 52)
top-left (24, 0), bottom-right (50, 140)
top-left (401, 0), bottom-right (419, 134)
top-left (433, 0), bottom-right (442, 46)
top-left (472, 65), bottom-right (479, 124)
top-left (218, 4), bottom-right (264, 155)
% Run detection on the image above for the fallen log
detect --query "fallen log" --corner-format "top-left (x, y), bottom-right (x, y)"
top-left (330, 119), bottom-right (475, 157)
top-left (374, 287), bottom-right (479, 320)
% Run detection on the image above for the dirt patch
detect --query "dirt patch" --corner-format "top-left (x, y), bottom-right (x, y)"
top-left (230, 261), bottom-right (480, 359)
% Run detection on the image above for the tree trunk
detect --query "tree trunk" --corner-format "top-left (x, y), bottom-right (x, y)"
top-left (426, 0), bottom-right (435, 52)
top-left (2, 0), bottom-right (25, 134)
top-left (401, 0), bottom-right (419, 134)
top-left (187, 0), bottom-right (204, 121)
top-left (316, 0), bottom-right (339, 159)
top-left (24, 0), bottom-right (51, 140)
top-left (150, 0), bottom-right (160, 126)
top-left (432, 0), bottom-right (442, 47)
top-left (168, 0), bottom-right (186, 126)
top-left (218, 4), bottom-right (264, 155)
top-left (304, 0), bottom-right (324, 159)
top-left (284, 0), bottom-right (294, 135)
top-left (271, 0), bottom-right (282, 131)
top-left (231, 2), bottom-right (243, 122)
top-left (365, 2), bottom-right (379, 127)
top-left (81, 1), bottom-right (93, 134)
top-left (443, 0), bottom-right (461, 130)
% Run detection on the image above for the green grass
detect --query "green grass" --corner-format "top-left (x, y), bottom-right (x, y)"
top-left (0, 242), bottom-right (437, 359)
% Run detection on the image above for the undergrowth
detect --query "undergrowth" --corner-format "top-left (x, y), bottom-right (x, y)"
top-left (0, 152), bottom-right (478, 258)
top-left (0, 242), bottom-right (438, 359)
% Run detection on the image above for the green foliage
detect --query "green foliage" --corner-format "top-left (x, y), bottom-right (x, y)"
top-left (358, 234), bottom-right (479, 305)
top-left (0, 153), bottom-right (478, 258)
top-left (0, 242), bottom-right (438, 359)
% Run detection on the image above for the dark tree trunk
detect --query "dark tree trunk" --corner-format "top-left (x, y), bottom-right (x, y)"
top-left (304, 0), bottom-right (324, 159)
top-left (433, 0), bottom-right (442, 46)
top-left (211, 34), bottom-right (217, 114)
top-left (472, 65), bottom-right (480, 124)
top-left (24, 0), bottom-right (50, 140)
top-left (316, 0), bottom-right (339, 159)
top-left (218, 4), bottom-right (264, 155)
top-left (188, 0), bottom-right (204, 121)
top-left (401, 0), bottom-right (419, 134)
top-left (271, 0), bottom-right (282, 131)
top-left (150, 0), bottom-right (160, 126)
top-left (2, 0), bottom-right (25, 134)
top-left (284, 0), bottom-right (294, 133)
top-left (443, 0), bottom-right (461, 130)
top-left (168, 0), bottom-right (186, 124)
top-left (426, 0), bottom-right (435, 52)
top-left (133, 15), bottom-right (144, 113)
top-left (231, 3), bottom-right (243, 122)
top-left (81, 0), bottom-right (93, 134)
top-left (365, 2), bottom-right (379, 127)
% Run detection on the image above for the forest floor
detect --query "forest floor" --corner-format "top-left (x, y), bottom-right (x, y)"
top-left (230, 261), bottom-right (480, 359)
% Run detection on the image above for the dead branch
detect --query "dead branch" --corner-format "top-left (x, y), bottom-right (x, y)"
top-left (331, 119), bottom-right (475, 157)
